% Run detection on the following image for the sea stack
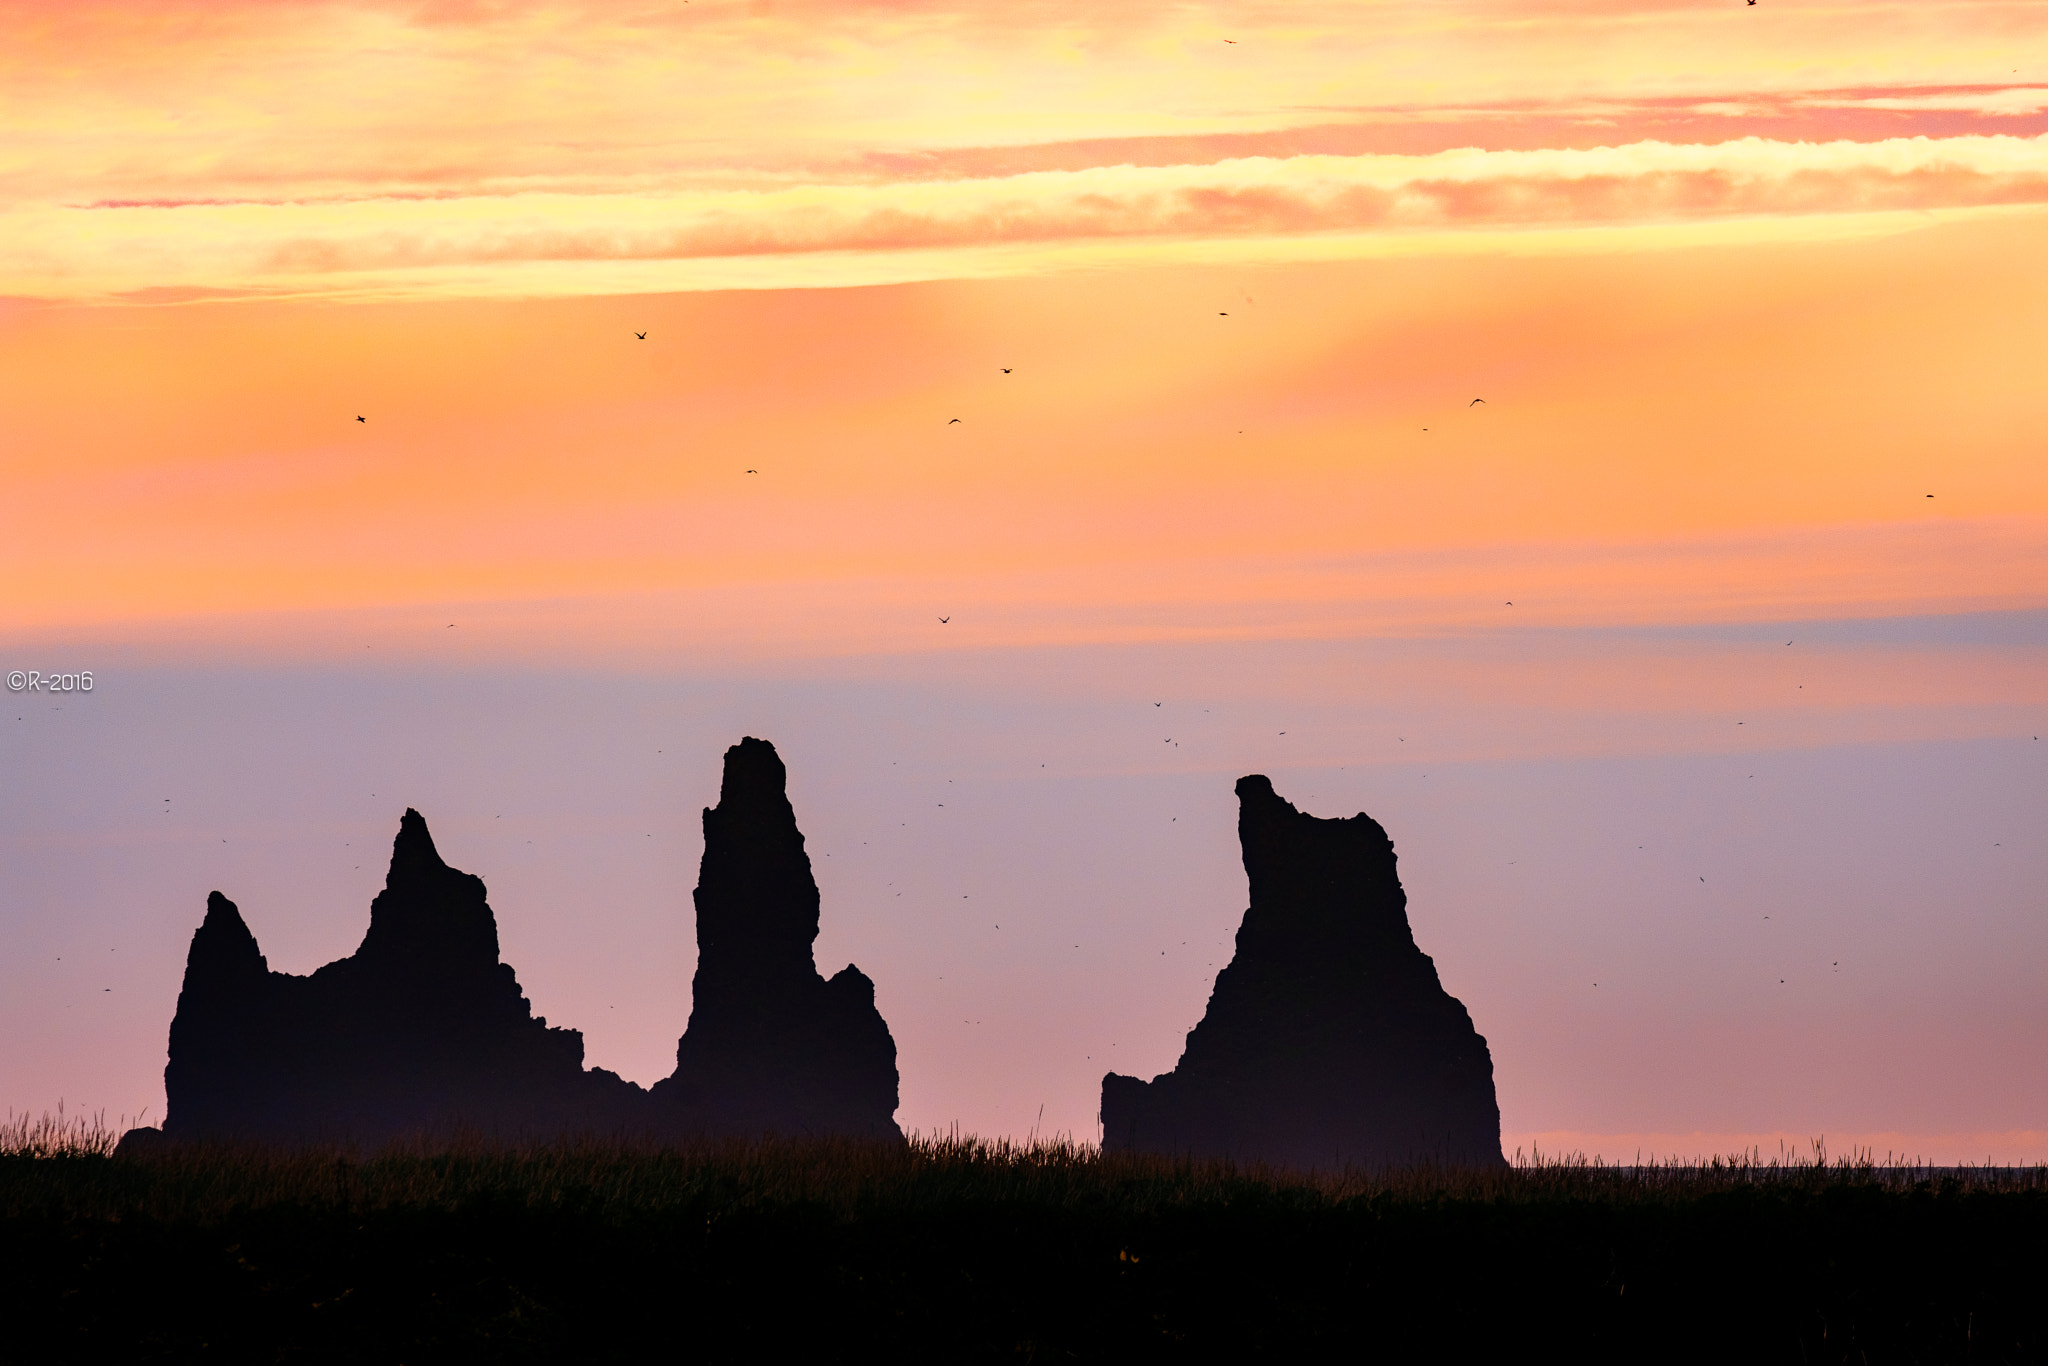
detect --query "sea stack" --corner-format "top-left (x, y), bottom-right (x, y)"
top-left (652, 738), bottom-right (902, 1140)
top-left (1101, 775), bottom-right (1503, 1169)
top-left (148, 810), bottom-right (645, 1146)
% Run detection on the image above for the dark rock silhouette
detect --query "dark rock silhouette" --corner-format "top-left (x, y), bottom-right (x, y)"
top-left (1101, 776), bottom-right (1503, 1169)
top-left (145, 810), bottom-right (647, 1146)
top-left (119, 738), bottom-right (902, 1154)
top-left (651, 737), bottom-right (902, 1140)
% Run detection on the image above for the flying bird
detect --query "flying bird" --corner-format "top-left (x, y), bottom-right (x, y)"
top-left (1470, 398), bottom-right (1486, 405)
top-left (948, 417), bottom-right (961, 423)
top-left (1224, 38), bottom-right (1236, 43)
top-left (355, 415), bottom-right (365, 423)
top-left (634, 332), bottom-right (646, 340)
top-left (746, 469), bottom-right (757, 474)
top-left (1001, 368), bottom-right (1011, 373)
top-left (938, 616), bottom-right (950, 623)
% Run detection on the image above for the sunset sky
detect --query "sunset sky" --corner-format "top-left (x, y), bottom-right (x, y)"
top-left (4, 0), bottom-right (2046, 1163)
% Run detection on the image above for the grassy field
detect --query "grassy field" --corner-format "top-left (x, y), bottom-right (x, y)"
top-left (5, 1111), bottom-right (2045, 1362)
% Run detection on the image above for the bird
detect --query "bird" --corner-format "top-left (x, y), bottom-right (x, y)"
top-left (1154, 702), bottom-right (1161, 707)
top-left (1001, 368), bottom-right (1011, 373)
top-left (634, 331), bottom-right (646, 340)
top-left (938, 616), bottom-right (950, 624)
top-left (356, 415), bottom-right (365, 423)
top-left (746, 468), bottom-right (757, 474)
top-left (1219, 312), bottom-right (1228, 316)
top-left (1470, 398), bottom-right (1486, 405)
top-left (1224, 38), bottom-right (1236, 43)
top-left (948, 417), bottom-right (961, 423)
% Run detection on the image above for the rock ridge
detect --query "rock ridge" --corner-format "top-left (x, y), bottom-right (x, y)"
top-left (128, 738), bottom-right (902, 1151)
top-left (157, 809), bottom-right (642, 1146)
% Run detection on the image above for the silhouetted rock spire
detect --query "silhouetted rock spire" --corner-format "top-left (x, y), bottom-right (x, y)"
top-left (161, 892), bottom-right (275, 1138)
top-left (353, 808), bottom-right (501, 971)
top-left (186, 890), bottom-right (269, 989)
top-left (1101, 775), bottom-right (1503, 1169)
top-left (653, 738), bottom-right (902, 1139)
top-left (152, 810), bottom-right (644, 1146)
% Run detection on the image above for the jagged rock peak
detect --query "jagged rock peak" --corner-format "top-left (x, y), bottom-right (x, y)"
top-left (695, 738), bottom-right (821, 975)
top-left (1234, 774), bottom-right (1413, 948)
top-left (150, 809), bottom-right (651, 1147)
top-left (197, 890), bottom-right (262, 957)
top-left (180, 891), bottom-right (268, 994)
top-left (1100, 774), bottom-right (1503, 1170)
top-left (357, 808), bottom-right (499, 970)
top-left (718, 736), bottom-right (797, 820)
top-left (656, 737), bottom-right (903, 1140)
top-left (386, 807), bottom-right (447, 884)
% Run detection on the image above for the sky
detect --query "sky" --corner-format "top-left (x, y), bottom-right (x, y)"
top-left (3, 0), bottom-right (2046, 1163)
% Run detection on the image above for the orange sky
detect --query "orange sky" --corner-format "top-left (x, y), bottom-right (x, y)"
top-left (4, 0), bottom-right (2048, 652)
top-left (4, 215), bottom-right (2046, 659)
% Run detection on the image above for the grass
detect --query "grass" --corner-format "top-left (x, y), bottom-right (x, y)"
top-left (6, 1112), bottom-right (2046, 1362)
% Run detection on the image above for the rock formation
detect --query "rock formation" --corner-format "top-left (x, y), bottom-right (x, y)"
top-left (1101, 775), bottom-right (1503, 1169)
top-left (121, 737), bottom-right (902, 1153)
top-left (151, 810), bottom-right (647, 1146)
top-left (651, 737), bottom-right (902, 1140)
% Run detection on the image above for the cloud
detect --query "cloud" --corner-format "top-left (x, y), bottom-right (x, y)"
top-left (8, 133), bottom-right (2048, 300)
top-left (9, 0), bottom-right (2048, 299)
top-left (1810, 86), bottom-right (2048, 116)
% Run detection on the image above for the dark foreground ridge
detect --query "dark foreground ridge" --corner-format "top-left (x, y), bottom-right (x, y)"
top-left (1103, 775), bottom-right (1503, 1168)
top-left (651, 737), bottom-right (902, 1139)
top-left (121, 737), bottom-right (900, 1149)
top-left (9, 1132), bottom-right (2046, 1362)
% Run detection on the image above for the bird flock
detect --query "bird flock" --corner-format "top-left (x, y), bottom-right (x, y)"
top-left (340, 298), bottom-right (1943, 644)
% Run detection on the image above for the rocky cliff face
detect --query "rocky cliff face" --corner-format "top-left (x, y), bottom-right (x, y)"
top-left (158, 810), bottom-right (646, 1145)
top-left (1101, 776), bottom-right (1503, 1169)
top-left (652, 738), bottom-right (902, 1140)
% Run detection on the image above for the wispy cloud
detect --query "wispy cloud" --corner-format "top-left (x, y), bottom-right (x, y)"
top-left (10, 133), bottom-right (2048, 299)
top-left (6, 0), bottom-right (2047, 298)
